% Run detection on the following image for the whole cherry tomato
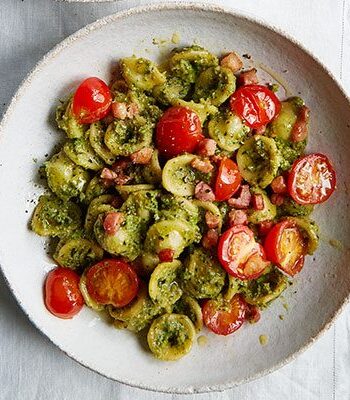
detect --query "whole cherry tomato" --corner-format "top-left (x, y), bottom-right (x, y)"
top-left (218, 225), bottom-right (269, 280)
top-left (72, 77), bottom-right (112, 124)
top-left (86, 259), bottom-right (138, 308)
top-left (287, 153), bottom-right (336, 205)
top-left (202, 294), bottom-right (246, 335)
top-left (156, 106), bottom-right (203, 157)
top-left (215, 158), bottom-right (242, 201)
top-left (230, 84), bottom-right (281, 129)
top-left (264, 219), bottom-right (306, 276)
top-left (44, 267), bottom-right (84, 319)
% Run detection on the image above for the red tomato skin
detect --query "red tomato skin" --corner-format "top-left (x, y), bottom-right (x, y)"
top-left (218, 225), bottom-right (268, 280)
top-left (290, 255), bottom-right (305, 276)
top-left (264, 220), bottom-right (291, 265)
top-left (230, 84), bottom-right (281, 129)
top-left (287, 153), bottom-right (336, 205)
top-left (264, 220), bottom-right (306, 276)
top-left (215, 158), bottom-right (242, 201)
top-left (202, 294), bottom-right (246, 336)
top-left (86, 259), bottom-right (138, 308)
top-left (44, 267), bottom-right (84, 319)
top-left (72, 77), bottom-right (112, 124)
top-left (156, 106), bottom-right (203, 157)
top-left (245, 304), bottom-right (261, 324)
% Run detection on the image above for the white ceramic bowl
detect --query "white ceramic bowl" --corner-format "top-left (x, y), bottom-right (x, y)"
top-left (1, 3), bottom-right (350, 394)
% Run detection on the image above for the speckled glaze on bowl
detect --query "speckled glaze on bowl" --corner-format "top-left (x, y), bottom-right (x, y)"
top-left (0, 3), bottom-right (350, 394)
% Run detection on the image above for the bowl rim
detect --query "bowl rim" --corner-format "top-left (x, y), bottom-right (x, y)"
top-left (1, 1), bottom-right (350, 394)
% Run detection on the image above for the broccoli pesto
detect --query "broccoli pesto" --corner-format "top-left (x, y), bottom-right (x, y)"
top-left (274, 137), bottom-right (306, 171)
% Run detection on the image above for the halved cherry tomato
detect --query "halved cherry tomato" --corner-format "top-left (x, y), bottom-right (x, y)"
top-left (264, 220), bottom-right (306, 276)
top-left (202, 294), bottom-right (246, 335)
top-left (229, 84), bottom-right (281, 129)
top-left (245, 304), bottom-right (261, 324)
top-left (287, 153), bottom-right (336, 205)
top-left (72, 77), bottom-right (112, 124)
top-left (240, 244), bottom-right (271, 279)
top-left (218, 225), bottom-right (269, 280)
top-left (215, 158), bottom-right (242, 201)
top-left (44, 267), bottom-right (84, 319)
top-left (86, 259), bottom-right (138, 307)
top-left (156, 106), bottom-right (203, 157)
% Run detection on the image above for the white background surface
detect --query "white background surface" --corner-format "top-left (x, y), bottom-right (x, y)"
top-left (0, 0), bottom-right (349, 399)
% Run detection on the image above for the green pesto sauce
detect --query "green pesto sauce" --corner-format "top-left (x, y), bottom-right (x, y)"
top-left (53, 238), bottom-right (103, 271)
top-left (31, 195), bottom-right (82, 237)
top-left (277, 197), bottom-right (314, 217)
top-left (174, 165), bottom-right (197, 185)
top-left (239, 267), bottom-right (288, 307)
top-left (155, 319), bottom-right (189, 348)
top-left (274, 137), bottom-right (306, 171)
top-left (182, 248), bottom-right (226, 299)
top-left (244, 138), bottom-right (271, 173)
top-left (127, 299), bottom-right (162, 332)
top-left (158, 194), bottom-right (199, 226)
top-left (55, 98), bottom-right (87, 139)
top-left (94, 212), bottom-right (143, 261)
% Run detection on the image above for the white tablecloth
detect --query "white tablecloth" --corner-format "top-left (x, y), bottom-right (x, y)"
top-left (1, 0), bottom-right (350, 398)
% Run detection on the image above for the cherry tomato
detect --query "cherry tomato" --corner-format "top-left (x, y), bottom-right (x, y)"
top-left (264, 220), bottom-right (306, 276)
top-left (287, 153), bottom-right (336, 205)
top-left (44, 267), bottom-right (84, 319)
top-left (156, 106), bottom-right (203, 157)
top-left (218, 225), bottom-right (269, 280)
top-left (86, 259), bottom-right (138, 307)
top-left (215, 158), bottom-right (242, 201)
top-left (72, 77), bottom-right (112, 124)
top-left (245, 304), bottom-right (261, 324)
top-left (240, 244), bottom-right (271, 279)
top-left (229, 84), bottom-right (281, 129)
top-left (202, 294), bottom-right (246, 335)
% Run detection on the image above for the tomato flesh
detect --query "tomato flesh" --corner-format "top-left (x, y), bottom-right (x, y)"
top-left (218, 225), bottom-right (269, 280)
top-left (45, 267), bottom-right (84, 319)
top-left (215, 158), bottom-right (242, 201)
top-left (264, 220), bottom-right (306, 276)
top-left (240, 245), bottom-right (270, 279)
top-left (72, 77), bottom-right (112, 124)
top-left (230, 84), bottom-right (281, 129)
top-left (203, 294), bottom-right (246, 335)
top-left (288, 153), bottom-right (336, 205)
top-left (156, 106), bottom-right (203, 157)
top-left (86, 259), bottom-right (138, 307)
